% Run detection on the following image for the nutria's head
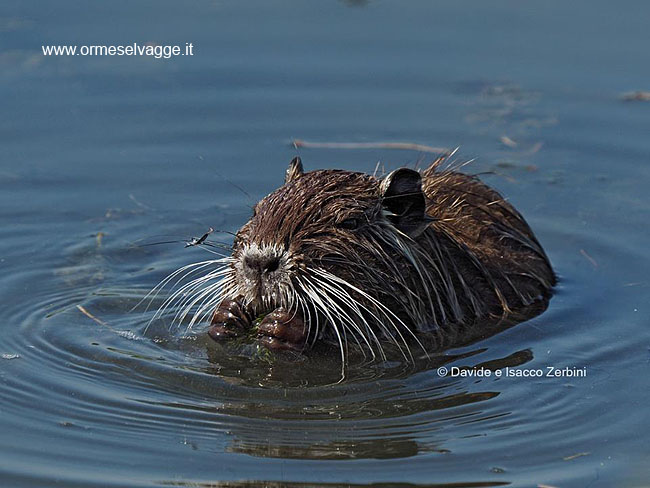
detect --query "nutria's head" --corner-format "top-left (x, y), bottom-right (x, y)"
top-left (215, 157), bottom-right (436, 355)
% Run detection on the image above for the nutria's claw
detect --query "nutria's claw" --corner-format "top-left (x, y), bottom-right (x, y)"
top-left (208, 296), bottom-right (252, 341)
top-left (257, 308), bottom-right (307, 352)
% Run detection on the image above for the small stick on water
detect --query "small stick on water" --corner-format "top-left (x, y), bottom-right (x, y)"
top-left (77, 305), bottom-right (141, 341)
top-left (128, 193), bottom-right (154, 211)
top-left (500, 135), bottom-right (518, 148)
top-left (185, 227), bottom-right (214, 248)
top-left (579, 249), bottom-right (598, 269)
top-left (95, 232), bottom-right (105, 248)
top-left (77, 305), bottom-right (109, 327)
top-left (292, 139), bottom-right (451, 154)
top-left (562, 452), bottom-right (591, 461)
top-left (620, 91), bottom-right (650, 102)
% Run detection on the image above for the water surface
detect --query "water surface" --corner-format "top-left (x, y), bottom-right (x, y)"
top-left (1, 1), bottom-right (649, 487)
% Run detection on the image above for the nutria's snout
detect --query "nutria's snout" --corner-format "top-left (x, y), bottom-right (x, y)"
top-left (169, 154), bottom-right (554, 362)
top-left (233, 242), bottom-right (292, 312)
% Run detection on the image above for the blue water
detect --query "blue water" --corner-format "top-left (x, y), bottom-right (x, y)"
top-left (1, 1), bottom-right (649, 487)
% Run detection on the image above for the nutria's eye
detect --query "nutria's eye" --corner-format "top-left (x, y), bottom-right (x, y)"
top-left (337, 218), bottom-right (360, 230)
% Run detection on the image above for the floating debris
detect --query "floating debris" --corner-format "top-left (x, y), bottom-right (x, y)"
top-left (579, 249), bottom-right (598, 269)
top-left (292, 139), bottom-right (450, 154)
top-left (621, 91), bottom-right (650, 102)
top-left (563, 451), bottom-right (591, 461)
top-left (500, 135), bottom-right (518, 147)
top-left (128, 193), bottom-right (154, 210)
top-left (77, 305), bottom-right (142, 341)
top-left (77, 305), bottom-right (108, 326)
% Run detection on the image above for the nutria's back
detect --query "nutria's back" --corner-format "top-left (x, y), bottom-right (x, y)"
top-left (420, 166), bottom-right (555, 328)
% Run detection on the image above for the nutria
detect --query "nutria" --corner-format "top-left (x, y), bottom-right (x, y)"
top-left (160, 155), bottom-right (555, 361)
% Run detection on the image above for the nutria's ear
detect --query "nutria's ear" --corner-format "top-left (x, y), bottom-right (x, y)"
top-left (285, 156), bottom-right (304, 184)
top-left (380, 168), bottom-right (431, 237)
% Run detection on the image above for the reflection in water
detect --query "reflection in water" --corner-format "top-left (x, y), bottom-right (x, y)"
top-left (222, 389), bottom-right (502, 460)
top-left (229, 437), bottom-right (424, 460)
top-left (129, 332), bottom-right (534, 461)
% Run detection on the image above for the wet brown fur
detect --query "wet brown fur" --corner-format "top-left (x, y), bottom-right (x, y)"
top-left (220, 156), bottom-right (555, 352)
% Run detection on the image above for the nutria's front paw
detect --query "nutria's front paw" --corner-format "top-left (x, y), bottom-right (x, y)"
top-left (257, 308), bottom-right (308, 352)
top-left (208, 296), bottom-right (252, 341)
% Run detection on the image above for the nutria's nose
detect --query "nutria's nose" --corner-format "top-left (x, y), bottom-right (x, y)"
top-left (243, 255), bottom-right (280, 274)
